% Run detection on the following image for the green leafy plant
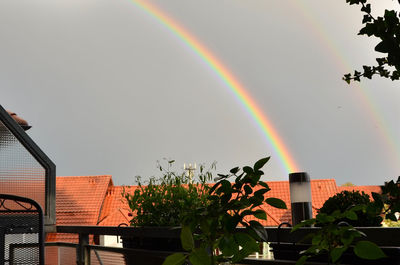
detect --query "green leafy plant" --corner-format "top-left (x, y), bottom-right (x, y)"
top-left (343, 0), bottom-right (400, 83)
top-left (123, 160), bottom-right (214, 227)
top-left (163, 157), bottom-right (287, 265)
top-left (318, 190), bottom-right (382, 227)
top-left (372, 176), bottom-right (400, 222)
top-left (293, 208), bottom-right (386, 265)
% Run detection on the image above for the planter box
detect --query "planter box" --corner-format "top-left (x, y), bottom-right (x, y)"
top-left (121, 227), bottom-right (184, 265)
top-left (270, 242), bottom-right (400, 265)
top-left (267, 227), bottom-right (400, 265)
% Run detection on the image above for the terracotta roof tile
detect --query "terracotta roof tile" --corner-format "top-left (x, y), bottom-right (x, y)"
top-left (97, 186), bottom-right (136, 226)
top-left (46, 175), bottom-right (112, 242)
top-left (338, 185), bottom-right (382, 199)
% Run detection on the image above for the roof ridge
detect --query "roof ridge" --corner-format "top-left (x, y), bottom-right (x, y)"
top-left (57, 175), bottom-right (113, 178)
top-left (96, 177), bottom-right (115, 225)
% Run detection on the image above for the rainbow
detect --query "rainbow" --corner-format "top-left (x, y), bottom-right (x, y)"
top-left (293, 1), bottom-right (400, 167)
top-left (129, 0), bottom-right (299, 173)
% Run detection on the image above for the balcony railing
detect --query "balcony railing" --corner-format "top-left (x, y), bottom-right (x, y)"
top-left (45, 226), bottom-right (400, 265)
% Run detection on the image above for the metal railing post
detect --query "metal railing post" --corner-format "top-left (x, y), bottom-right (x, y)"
top-left (77, 233), bottom-right (90, 265)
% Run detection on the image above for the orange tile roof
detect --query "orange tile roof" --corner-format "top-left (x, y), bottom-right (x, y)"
top-left (97, 179), bottom-right (339, 227)
top-left (97, 186), bottom-right (136, 226)
top-left (46, 175), bottom-right (112, 242)
top-left (338, 185), bottom-right (382, 199)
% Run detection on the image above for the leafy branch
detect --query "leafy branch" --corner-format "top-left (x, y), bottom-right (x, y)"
top-left (293, 208), bottom-right (386, 265)
top-left (343, 0), bottom-right (400, 83)
top-left (372, 176), bottom-right (400, 222)
top-left (163, 157), bottom-right (287, 265)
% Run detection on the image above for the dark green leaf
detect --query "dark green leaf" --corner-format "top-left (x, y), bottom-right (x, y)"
top-left (253, 209), bottom-right (267, 220)
top-left (226, 215), bottom-right (241, 232)
top-left (375, 41), bottom-right (389, 53)
top-left (331, 247), bottom-right (347, 263)
top-left (162, 253), bottom-right (186, 265)
top-left (249, 220), bottom-right (268, 241)
top-left (209, 182), bottom-right (220, 194)
top-left (266, 198), bottom-right (287, 209)
top-left (360, 3), bottom-right (370, 13)
top-left (243, 166), bottom-right (254, 174)
top-left (258, 181), bottom-right (270, 190)
top-left (296, 255), bottom-right (308, 265)
top-left (189, 248), bottom-right (211, 265)
top-left (254, 188), bottom-right (270, 197)
top-left (240, 209), bottom-right (253, 218)
top-left (230, 167), bottom-right (240, 174)
top-left (292, 219), bottom-right (315, 231)
top-left (219, 235), bottom-right (239, 256)
top-left (231, 233), bottom-right (260, 262)
top-left (234, 232), bottom-right (259, 251)
top-left (311, 234), bottom-right (321, 245)
top-left (354, 241), bottom-right (387, 260)
top-left (244, 185), bottom-right (252, 195)
top-left (362, 14), bottom-right (372, 23)
top-left (316, 213), bottom-right (334, 223)
top-left (180, 226), bottom-right (194, 251)
top-left (345, 210), bottom-right (358, 220)
top-left (253, 157), bottom-right (270, 171)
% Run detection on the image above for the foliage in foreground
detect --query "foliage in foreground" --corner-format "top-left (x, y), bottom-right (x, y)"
top-left (343, 0), bottom-right (400, 83)
top-left (294, 176), bottom-right (400, 264)
top-left (293, 208), bottom-right (386, 265)
top-left (163, 157), bottom-right (287, 265)
top-left (376, 176), bottom-right (400, 222)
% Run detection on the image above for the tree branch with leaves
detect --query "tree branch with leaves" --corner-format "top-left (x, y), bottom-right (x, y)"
top-left (343, 0), bottom-right (400, 83)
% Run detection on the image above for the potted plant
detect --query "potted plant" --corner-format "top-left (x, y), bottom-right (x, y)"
top-left (163, 157), bottom-right (288, 265)
top-left (122, 160), bottom-right (214, 264)
top-left (292, 208), bottom-right (387, 265)
top-left (288, 177), bottom-right (400, 265)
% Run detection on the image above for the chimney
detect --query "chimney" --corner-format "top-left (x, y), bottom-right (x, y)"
top-left (6, 110), bottom-right (31, 131)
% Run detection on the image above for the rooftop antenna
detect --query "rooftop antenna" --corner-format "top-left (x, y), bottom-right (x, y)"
top-left (183, 163), bottom-right (196, 183)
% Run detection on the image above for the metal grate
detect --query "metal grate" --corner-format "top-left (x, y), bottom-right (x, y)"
top-left (0, 194), bottom-right (44, 265)
top-left (0, 105), bottom-right (55, 225)
top-left (10, 243), bottom-right (40, 264)
top-left (0, 120), bottom-right (46, 209)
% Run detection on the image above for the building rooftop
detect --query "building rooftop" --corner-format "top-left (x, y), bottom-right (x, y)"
top-left (47, 175), bottom-right (112, 242)
top-left (47, 175), bottom-right (382, 242)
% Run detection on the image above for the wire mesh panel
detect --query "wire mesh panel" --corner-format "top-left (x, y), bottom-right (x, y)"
top-left (0, 105), bottom-right (55, 225)
top-left (10, 243), bottom-right (40, 264)
top-left (0, 194), bottom-right (44, 265)
top-left (0, 120), bottom-right (46, 210)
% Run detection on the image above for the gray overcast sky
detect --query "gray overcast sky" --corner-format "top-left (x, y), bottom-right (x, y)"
top-left (1, 0), bottom-right (399, 185)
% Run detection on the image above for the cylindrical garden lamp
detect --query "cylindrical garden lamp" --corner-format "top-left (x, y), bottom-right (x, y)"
top-left (289, 172), bottom-right (312, 225)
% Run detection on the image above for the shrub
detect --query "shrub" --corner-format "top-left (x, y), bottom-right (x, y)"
top-left (318, 190), bottom-right (382, 227)
top-left (123, 160), bottom-right (214, 227)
